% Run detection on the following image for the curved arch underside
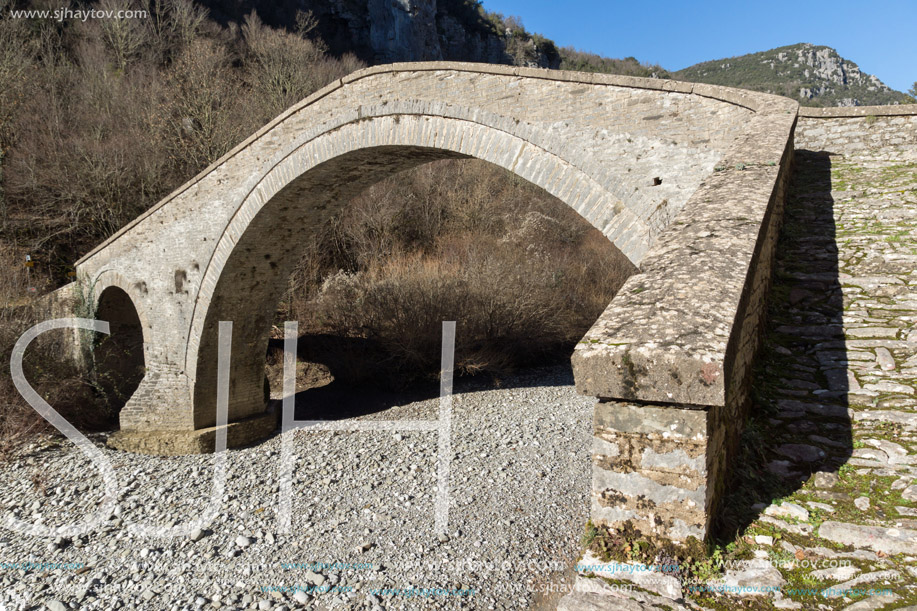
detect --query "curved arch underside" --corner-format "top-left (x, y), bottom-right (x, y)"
top-left (193, 144), bottom-right (468, 425)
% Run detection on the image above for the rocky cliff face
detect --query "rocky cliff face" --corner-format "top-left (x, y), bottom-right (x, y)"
top-left (676, 43), bottom-right (910, 107)
top-left (786, 44), bottom-right (892, 105)
top-left (200, 0), bottom-right (560, 68)
top-left (367, 0), bottom-right (441, 62)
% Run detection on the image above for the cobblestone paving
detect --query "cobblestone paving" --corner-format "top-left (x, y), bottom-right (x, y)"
top-left (700, 150), bottom-right (917, 610)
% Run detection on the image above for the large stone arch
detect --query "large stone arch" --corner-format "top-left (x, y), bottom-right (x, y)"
top-left (186, 111), bottom-right (650, 428)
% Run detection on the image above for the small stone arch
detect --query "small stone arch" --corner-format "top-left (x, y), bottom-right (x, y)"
top-left (90, 273), bottom-right (148, 415)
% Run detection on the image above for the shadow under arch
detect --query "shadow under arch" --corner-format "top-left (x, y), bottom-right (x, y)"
top-left (93, 285), bottom-right (146, 418)
top-left (188, 126), bottom-right (645, 430)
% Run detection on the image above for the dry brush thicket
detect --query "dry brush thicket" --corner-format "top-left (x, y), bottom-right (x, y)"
top-left (0, 1), bottom-right (634, 449)
top-left (276, 159), bottom-right (635, 388)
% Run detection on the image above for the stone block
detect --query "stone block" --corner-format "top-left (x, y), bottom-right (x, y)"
top-left (591, 400), bottom-right (711, 541)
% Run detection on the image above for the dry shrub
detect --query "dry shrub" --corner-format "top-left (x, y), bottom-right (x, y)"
top-left (284, 159), bottom-right (636, 387)
top-left (161, 37), bottom-right (249, 175)
top-left (2, 1), bottom-right (365, 271)
top-left (0, 244), bottom-right (106, 459)
top-left (1, 2), bottom-right (366, 450)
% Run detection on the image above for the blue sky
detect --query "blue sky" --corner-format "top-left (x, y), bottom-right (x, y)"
top-left (480, 0), bottom-right (916, 93)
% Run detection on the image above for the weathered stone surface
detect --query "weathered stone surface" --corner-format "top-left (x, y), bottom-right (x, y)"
top-left (592, 401), bottom-right (709, 540)
top-left (875, 347), bottom-right (896, 371)
top-left (557, 575), bottom-right (690, 611)
top-left (764, 502), bottom-right (809, 521)
top-left (818, 521), bottom-right (917, 555)
top-left (814, 471), bottom-right (840, 488)
top-left (710, 558), bottom-right (786, 596)
top-left (820, 570), bottom-right (900, 598)
top-left (576, 551), bottom-right (682, 600)
top-left (841, 594), bottom-right (901, 611)
top-left (810, 565), bottom-right (861, 581)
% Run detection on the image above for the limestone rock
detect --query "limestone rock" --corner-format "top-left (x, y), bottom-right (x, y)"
top-left (575, 551), bottom-right (681, 600)
top-left (814, 471), bottom-right (839, 488)
top-left (818, 521), bottom-right (917, 555)
top-left (711, 558), bottom-right (786, 596)
top-left (810, 565), bottom-right (861, 581)
top-left (764, 502), bottom-right (810, 521)
top-left (820, 570), bottom-right (900, 599)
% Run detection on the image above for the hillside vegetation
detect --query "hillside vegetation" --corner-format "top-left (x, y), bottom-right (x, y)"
top-left (559, 48), bottom-right (669, 78)
top-left (676, 43), bottom-right (913, 107)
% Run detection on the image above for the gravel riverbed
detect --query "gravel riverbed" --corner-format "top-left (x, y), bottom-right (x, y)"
top-left (0, 365), bottom-right (592, 611)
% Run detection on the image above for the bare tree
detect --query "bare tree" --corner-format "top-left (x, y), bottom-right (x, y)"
top-left (97, 0), bottom-right (149, 71)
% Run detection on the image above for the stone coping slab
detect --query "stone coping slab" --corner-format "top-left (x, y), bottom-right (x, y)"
top-left (799, 104), bottom-right (917, 118)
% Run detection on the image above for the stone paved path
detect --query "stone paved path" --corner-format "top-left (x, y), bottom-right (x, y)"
top-left (695, 150), bottom-right (917, 609)
top-left (563, 149), bottom-right (917, 610)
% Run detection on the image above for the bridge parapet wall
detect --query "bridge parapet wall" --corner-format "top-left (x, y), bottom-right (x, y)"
top-left (796, 105), bottom-right (917, 160)
top-left (573, 93), bottom-right (797, 540)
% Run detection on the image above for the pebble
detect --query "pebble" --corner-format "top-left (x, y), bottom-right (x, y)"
top-left (0, 366), bottom-right (593, 610)
top-left (292, 591), bottom-right (310, 604)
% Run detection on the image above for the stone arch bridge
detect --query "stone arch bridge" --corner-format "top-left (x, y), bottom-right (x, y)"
top-left (49, 62), bottom-right (798, 541)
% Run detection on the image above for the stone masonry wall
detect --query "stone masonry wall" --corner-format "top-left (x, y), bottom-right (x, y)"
top-left (796, 105), bottom-right (917, 160)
